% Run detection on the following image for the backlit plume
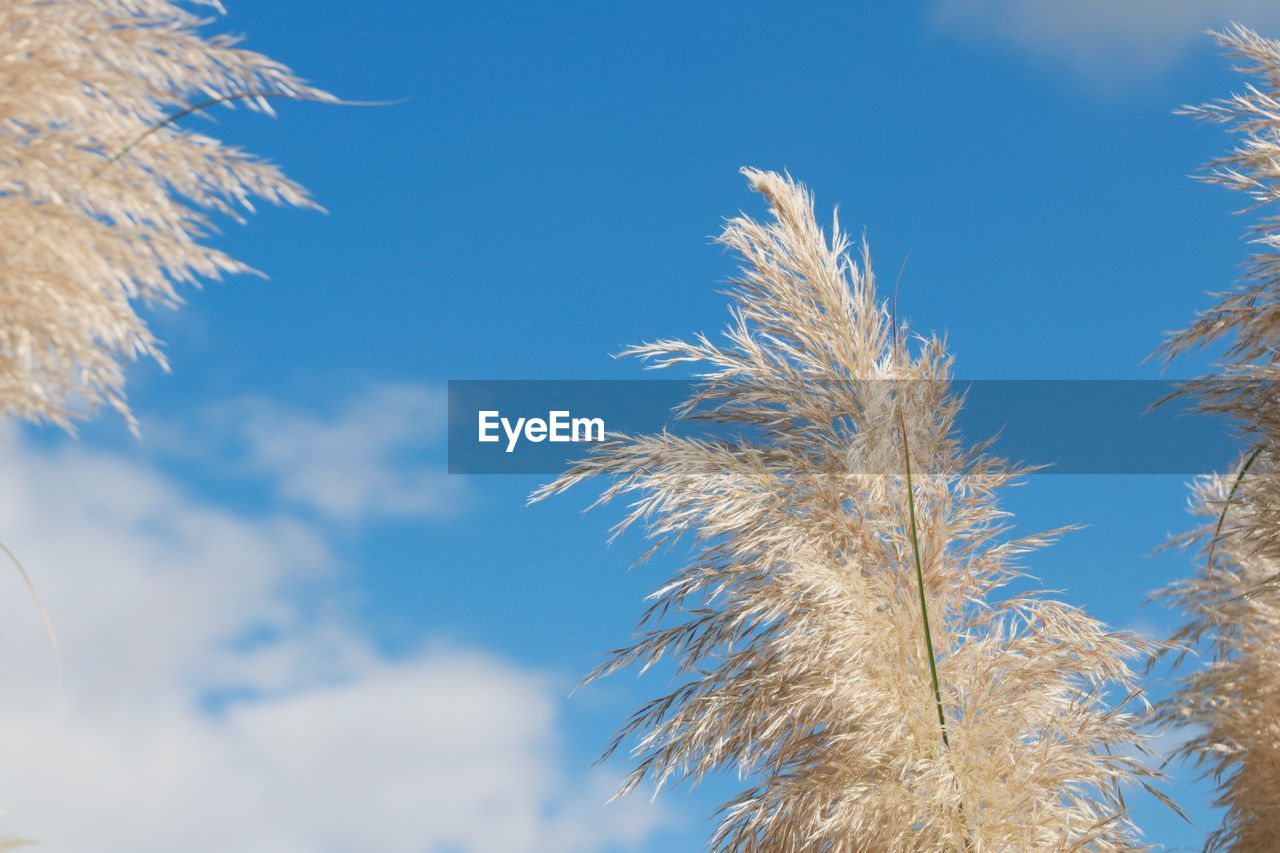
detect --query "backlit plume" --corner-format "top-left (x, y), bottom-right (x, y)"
top-left (1154, 24), bottom-right (1280, 851)
top-left (535, 169), bottom-right (1166, 850)
top-left (0, 0), bottom-right (328, 427)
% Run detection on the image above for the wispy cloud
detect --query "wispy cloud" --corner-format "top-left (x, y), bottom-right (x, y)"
top-left (152, 383), bottom-right (466, 522)
top-left (931, 0), bottom-right (1280, 77)
top-left (0, 420), bottom-right (668, 851)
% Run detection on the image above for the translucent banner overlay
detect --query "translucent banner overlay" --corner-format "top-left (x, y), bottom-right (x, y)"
top-left (447, 380), bottom-right (1254, 475)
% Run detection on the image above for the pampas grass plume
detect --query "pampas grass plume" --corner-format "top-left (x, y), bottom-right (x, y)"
top-left (535, 168), bottom-right (1167, 850)
top-left (0, 0), bottom-right (328, 428)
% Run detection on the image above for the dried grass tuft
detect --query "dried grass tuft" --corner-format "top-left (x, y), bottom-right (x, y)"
top-left (0, 0), bottom-right (330, 429)
top-left (1153, 24), bottom-right (1280, 851)
top-left (536, 169), bottom-right (1167, 850)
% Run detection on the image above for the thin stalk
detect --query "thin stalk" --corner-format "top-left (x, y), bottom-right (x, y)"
top-left (891, 267), bottom-right (967, 847)
top-left (1208, 445), bottom-right (1261, 574)
top-left (897, 409), bottom-right (950, 748)
top-left (90, 90), bottom-right (398, 181)
top-left (1213, 445), bottom-right (1280, 601)
top-left (898, 407), bottom-right (971, 850)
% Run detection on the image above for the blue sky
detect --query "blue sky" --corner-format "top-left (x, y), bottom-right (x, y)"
top-left (2, 1), bottom-right (1279, 850)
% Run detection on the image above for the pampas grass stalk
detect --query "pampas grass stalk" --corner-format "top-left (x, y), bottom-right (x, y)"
top-left (1152, 24), bottom-right (1280, 851)
top-left (535, 169), bottom-right (1167, 850)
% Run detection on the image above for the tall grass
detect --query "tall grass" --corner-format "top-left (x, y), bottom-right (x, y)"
top-left (535, 169), bottom-right (1166, 850)
top-left (1153, 24), bottom-right (1280, 851)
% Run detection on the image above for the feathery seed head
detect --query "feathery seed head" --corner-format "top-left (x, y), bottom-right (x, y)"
top-left (0, 0), bottom-right (327, 428)
top-left (536, 168), bottom-right (1165, 850)
top-left (1155, 24), bottom-right (1280, 850)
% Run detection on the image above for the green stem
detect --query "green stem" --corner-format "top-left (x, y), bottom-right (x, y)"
top-left (1207, 445), bottom-right (1262, 573)
top-left (898, 411), bottom-right (950, 748)
top-left (898, 410), bottom-right (970, 849)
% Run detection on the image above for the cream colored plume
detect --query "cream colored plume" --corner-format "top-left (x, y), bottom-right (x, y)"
top-left (535, 169), bottom-right (1167, 850)
top-left (0, 0), bottom-right (329, 428)
top-left (1153, 24), bottom-right (1280, 851)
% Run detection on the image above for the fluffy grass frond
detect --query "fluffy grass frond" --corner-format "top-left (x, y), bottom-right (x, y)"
top-left (535, 169), bottom-right (1165, 851)
top-left (0, 0), bottom-right (329, 428)
top-left (1161, 24), bottom-right (1280, 365)
top-left (1152, 456), bottom-right (1280, 851)
top-left (1154, 24), bottom-right (1280, 851)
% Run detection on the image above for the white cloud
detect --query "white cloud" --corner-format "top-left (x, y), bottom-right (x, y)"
top-left (931, 0), bottom-right (1280, 76)
top-left (0, 426), bottom-right (668, 851)
top-left (151, 383), bottom-right (466, 522)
